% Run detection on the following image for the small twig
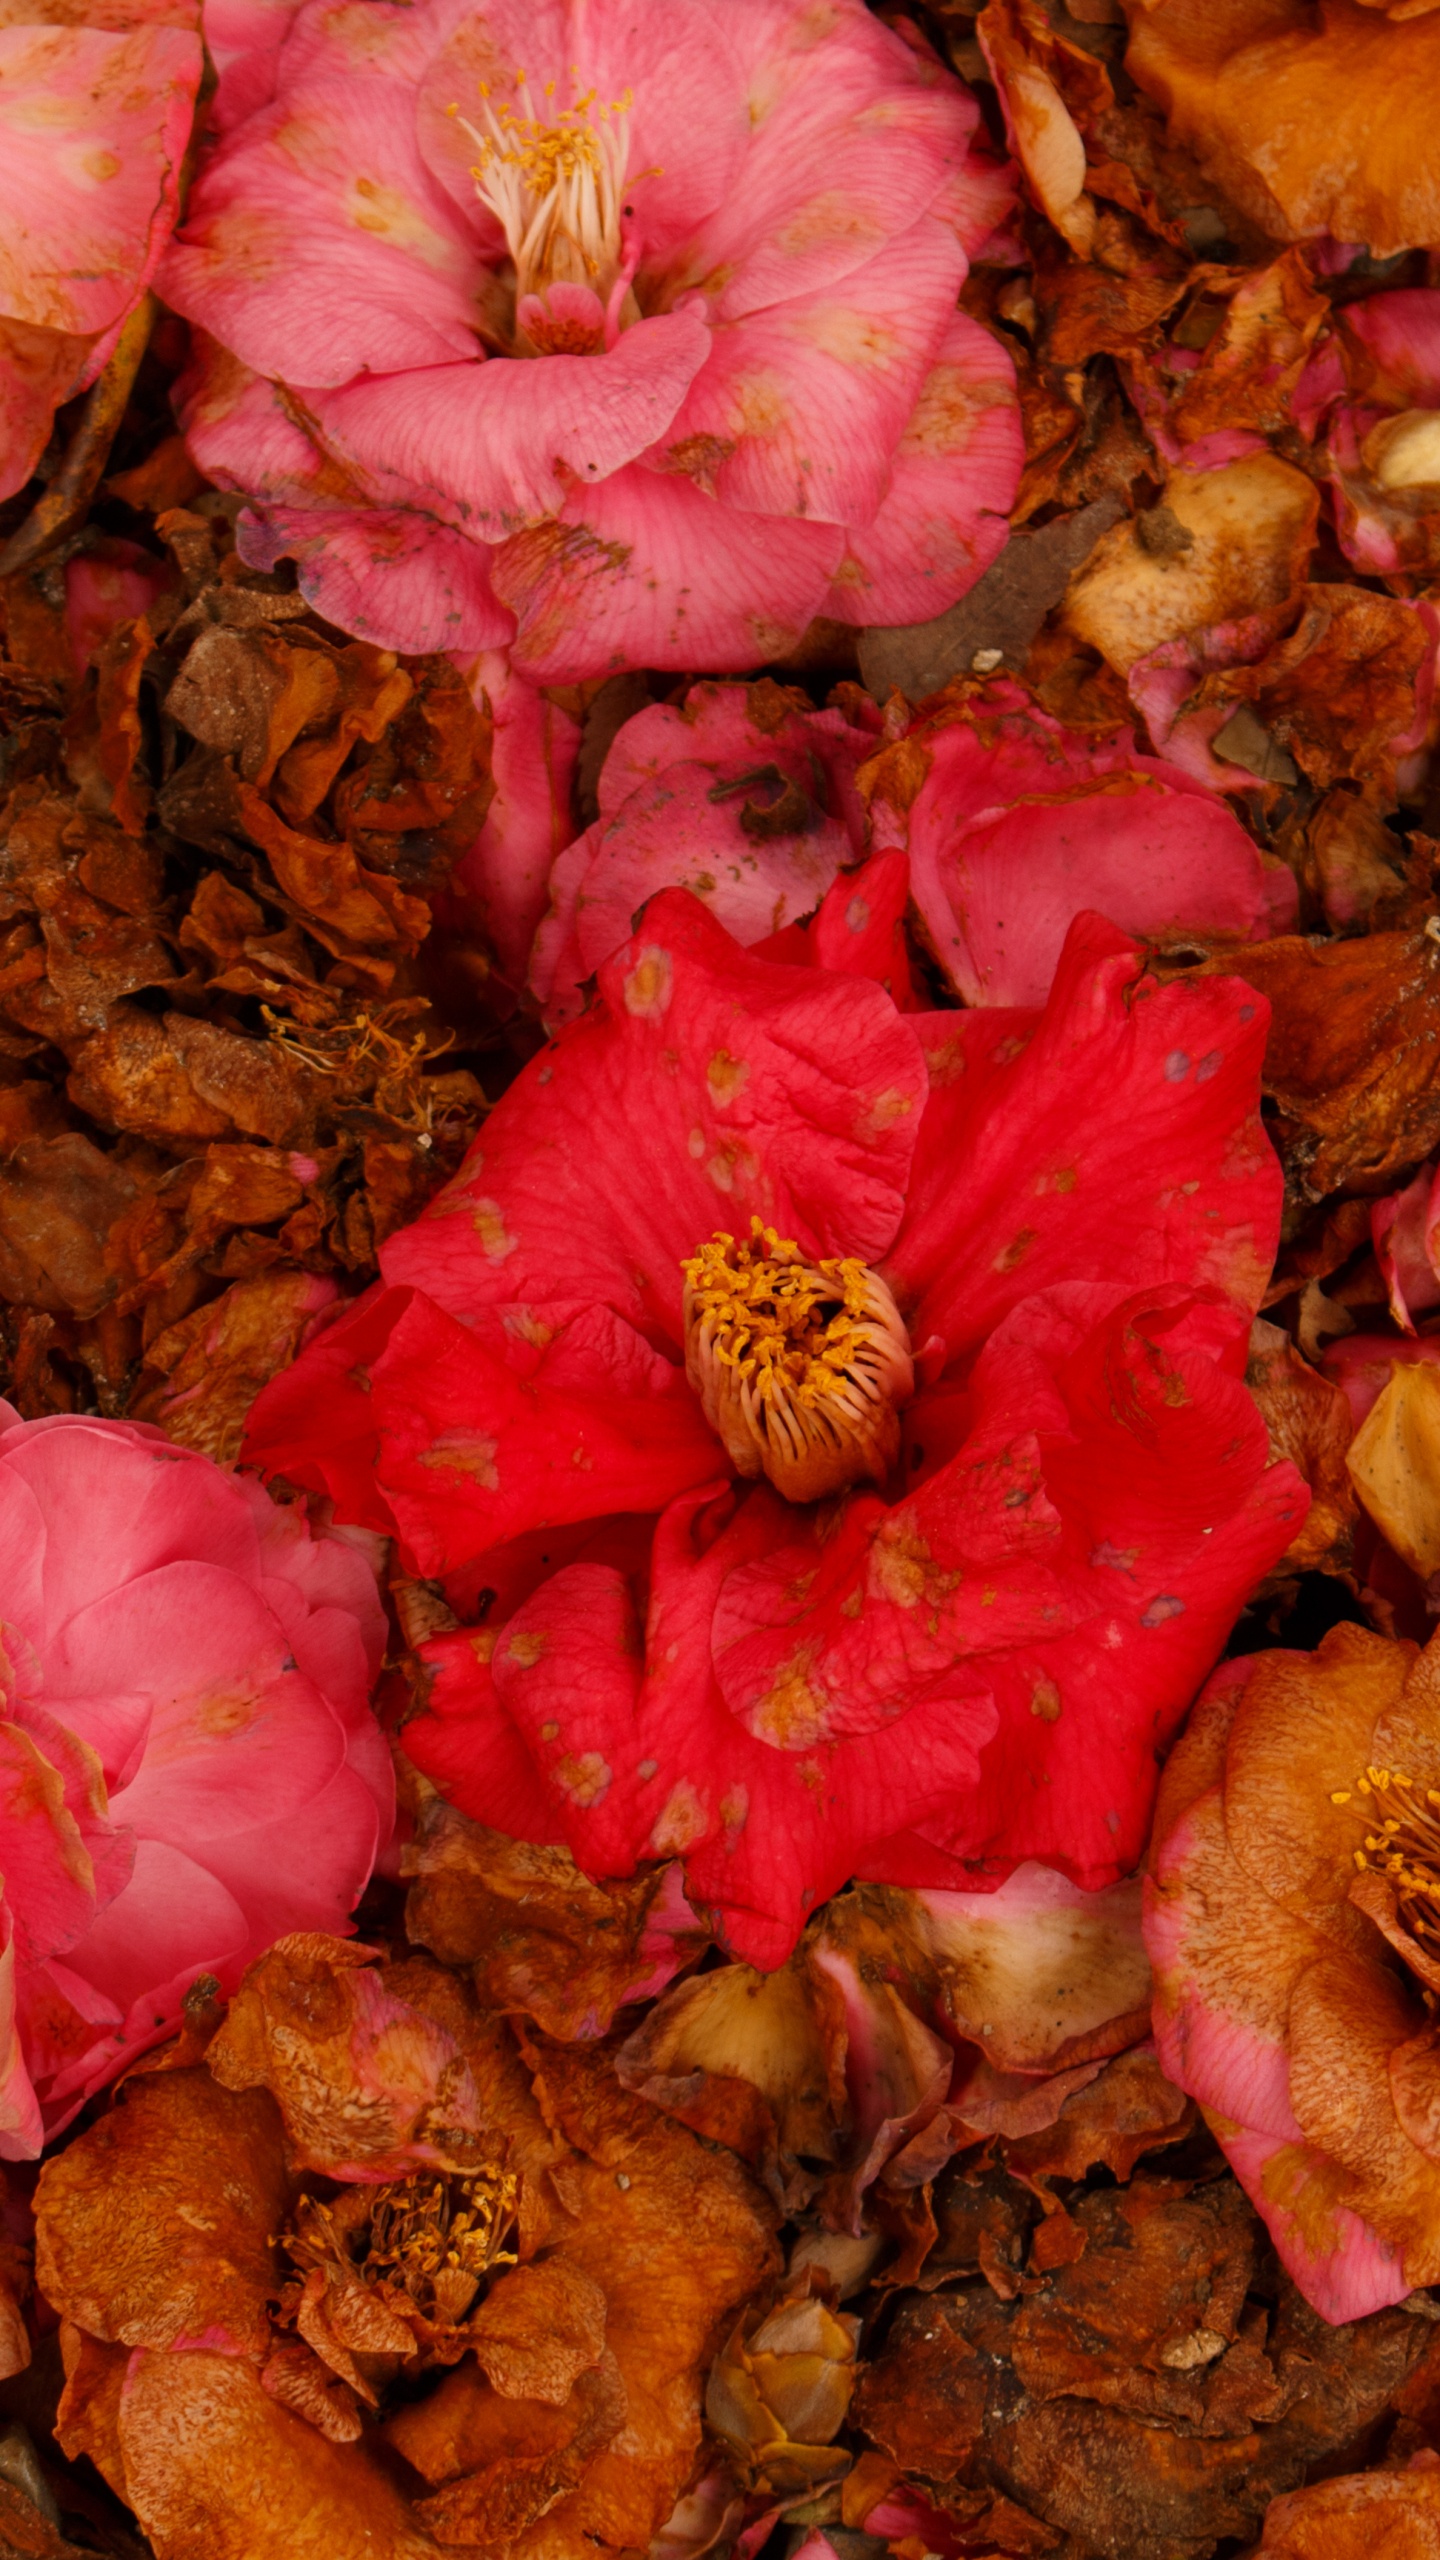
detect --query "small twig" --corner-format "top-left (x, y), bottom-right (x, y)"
top-left (0, 292), bottom-right (157, 578)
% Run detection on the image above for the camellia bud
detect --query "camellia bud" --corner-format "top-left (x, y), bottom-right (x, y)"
top-left (704, 2275), bottom-right (859, 2493)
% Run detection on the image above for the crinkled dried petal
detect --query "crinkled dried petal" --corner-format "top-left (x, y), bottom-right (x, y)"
top-left (402, 1803), bottom-right (704, 2041)
top-left (35, 2068), bottom-right (291, 2358)
top-left (206, 1935), bottom-right (556, 2182)
top-left (113, 2347), bottom-right (438, 2560)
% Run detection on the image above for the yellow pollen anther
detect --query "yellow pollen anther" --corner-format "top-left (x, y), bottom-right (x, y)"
top-left (1335, 1762), bottom-right (1440, 1980)
top-left (681, 1218), bottom-right (914, 1505)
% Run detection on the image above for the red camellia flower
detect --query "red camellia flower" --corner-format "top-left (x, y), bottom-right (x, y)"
top-left (0, 1409), bottom-right (390, 2149)
top-left (247, 891), bottom-right (1304, 1965)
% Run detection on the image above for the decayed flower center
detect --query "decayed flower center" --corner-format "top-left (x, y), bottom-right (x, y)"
top-left (449, 69), bottom-right (648, 350)
top-left (284, 2164), bottom-right (519, 2327)
top-left (682, 1218), bottom-right (914, 1505)
top-left (1336, 1765), bottom-right (1440, 1979)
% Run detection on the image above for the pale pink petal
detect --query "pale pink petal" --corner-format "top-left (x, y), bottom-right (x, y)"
top-left (0, 1417), bottom-right (262, 1634)
top-left (0, 22), bottom-right (200, 338)
top-left (161, 75), bottom-right (484, 383)
top-left (492, 462), bottom-right (841, 681)
top-left (824, 311), bottom-right (1021, 626)
top-left (451, 652), bottom-right (581, 985)
top-left (655, 215), bottom-right (965, 529)
top-left (311, 314), bottom-right (710, 534)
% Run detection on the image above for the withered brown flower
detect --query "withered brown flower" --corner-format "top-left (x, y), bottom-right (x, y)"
top-left (34, 1934), bottom-right (777, 2560)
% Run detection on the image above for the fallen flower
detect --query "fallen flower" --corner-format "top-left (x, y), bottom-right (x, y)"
top-left (1147, 1621), bottom-right (1440, 2320)
top-left (158, 0), bottom-right (1022, 676)
top-left (528, 679), bottom-right (879, 1026)
top-left (0, 0), bottom-right (202, 506)
top-left (36, 1933), bottom-right (777, 2560)
top-left (0, 1408), bottom-right (390, 2148)
top-left (862, 672), bottom-right (1296, 1007)
top-left (246, 892), bottom-right (1303, 1964)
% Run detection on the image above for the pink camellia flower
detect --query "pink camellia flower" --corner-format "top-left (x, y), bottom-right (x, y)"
top-left (0, 0), bottom-right (202, 503)
top-left (528, 679), bottom-right (882, 1025)
top-left (0, 1407), bottom-right (390, 2151)
top-left (157, 0), bottom-right (1022, 677)
top-left (246, 889), bottom-right (1303, 1966)
top-left (862, 677), bottom-right (1297, 1008)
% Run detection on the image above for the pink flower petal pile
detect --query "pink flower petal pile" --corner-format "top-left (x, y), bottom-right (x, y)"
top-left (0, 1409), bottom-right (391, 2150)
top-left (0, 0), bottom-right (202, 502)
top-left (157, 0), bottom-right (1023, 676)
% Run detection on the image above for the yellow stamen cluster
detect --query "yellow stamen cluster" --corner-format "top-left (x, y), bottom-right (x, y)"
top-left (1333, 1765), bottom-right (1440, 1968)
top-left (682, 1219), bottom-right (913, 1505)
top-left (448, 66), bottom-right (633, 303)
top-left (283, 2165), bottom-right (519, 2325)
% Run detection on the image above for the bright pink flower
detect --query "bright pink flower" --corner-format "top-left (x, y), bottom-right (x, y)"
top-left (529, 679), bottom-right (882, 1024)
top-left (246, 891), bottom-right (1302, 1966)
top-left (0, 0), bottom-right (202, 504)
top-left (0, 1408), bottom-right (390, 2150)
top-left (158, 0), bottom-right (1021, 679)
top-left (865, 678), bottom-right (1297, 1007)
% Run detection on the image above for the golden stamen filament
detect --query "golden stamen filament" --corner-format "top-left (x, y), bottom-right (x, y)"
top-left (449, 67), bottom-right (634, 304)
top-left (1343, 1765), bottom-right (1440, 1966)
top-left (682, 1218), bottom-right (914, 1505)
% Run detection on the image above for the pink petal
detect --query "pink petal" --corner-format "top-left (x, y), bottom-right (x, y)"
top-left (204, 0), bottom-right (308, 131)
top-left (0, 22), bottom-right (201, 338)
top-left (1215, 2122), bottom-right (1410, 2323)
top-left (383, 889), bottom-right (928, 1347)
top-left (655, 215), bottom-right (965, 529)
top-left (238, 500), bottom-right (511, 655)
top-left (675, 0), bottom-right (981, 322)
top-left (0, 1919), bottom-right (43, 2163)
top-left (0, 1418), bottom-right (262, 1637)
top-left (161, 74), bottom-right (485, 383)
top-left (899, 689), bottom-right (1296, 1007)
top-left (823, 311), bottom-right (1022, 626)
top-left (450, 653), bottom-right (582, 986)
top-left (887, 913), bottom-right (1281, 1364)
top-left (310, 315), bottom-right (711, 535)
top-left (491, 462), bottom-right (842, 681)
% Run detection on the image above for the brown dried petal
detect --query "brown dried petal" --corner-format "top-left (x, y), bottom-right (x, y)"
top-left (468, 2258), bottom-right (607, 2405)
top-left (403, 1804), bottom-right (705, 2043)
top-left (35, 2070), bottom-right (292, 2360)
top-left (113, 2348), bottom-right (437, 2560)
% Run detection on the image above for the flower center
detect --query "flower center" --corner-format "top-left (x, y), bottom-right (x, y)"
top-left (449, 68), bottom-right (646, 347)
top-left (283, 2165), bottom-right (519, 2327)
top-left (1337, 1765), bottom-right (1440, 1980)
top-left (681, 1219), bottom-right (913, 1505)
